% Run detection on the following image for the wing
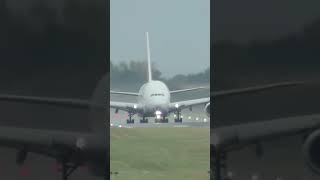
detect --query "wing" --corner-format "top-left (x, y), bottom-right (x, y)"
top-left (110, 101), bottom-right (137, 112)
top-left (170, 86), bottom-right (209, 94)
top-left (213, 81), bottom-right (303, 97)
top-left (170, 97), bottom-right (210, 110)
top-left (0, 126), bottom-right (106, 164)
top-left (211, 114), bottom-right (320, 152)
top-left (110, 91), bottom-right (139, 96)
top-left (0, 94), bottom-right (90, 108)
top-left (168, 82), bottom-right (301, 112)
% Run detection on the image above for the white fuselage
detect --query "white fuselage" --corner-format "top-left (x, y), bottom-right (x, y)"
top-left (137, 80), bottom-right (170, 117)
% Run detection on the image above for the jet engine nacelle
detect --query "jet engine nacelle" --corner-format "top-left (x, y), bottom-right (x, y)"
top-left (302, 129), bottom-right (320, 174)
top-left (204, 102), bottom-right (210, 117)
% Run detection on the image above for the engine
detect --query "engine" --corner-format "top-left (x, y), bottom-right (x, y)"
top-left (302, 129), bottom-right (320, 174)
top-left (204, 102), bottom-right (210, 117)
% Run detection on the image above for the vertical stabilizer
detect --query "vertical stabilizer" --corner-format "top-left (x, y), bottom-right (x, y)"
top-left (146, 32), bottom-right (152, 82)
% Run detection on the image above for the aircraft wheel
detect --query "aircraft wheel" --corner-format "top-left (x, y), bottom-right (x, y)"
top-left (127, 119), bottom-right (134, 124)
top-left (159, 117), bottom-right (168, 123)
top-left (140, 119), bottom-right (148, 123)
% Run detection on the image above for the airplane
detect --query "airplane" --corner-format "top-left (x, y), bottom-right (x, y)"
top-left (0, 72), bottom-right (310, 180)
top-left (210, 81), bottom-right (320, 180)
top-left (110, 32), bottom-right (210, 124)
top-left (0, 94), bottom-right (107, 180)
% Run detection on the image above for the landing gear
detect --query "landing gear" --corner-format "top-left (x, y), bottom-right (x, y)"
top-left (127, 119), bottom-right (134, 124)
top-left (162, 117), bottom-right (169, 123)
top-left (174, 109), bottom-right (183, 123)
top-left (154, 116), bottom-right (168, 123)
top-left (212, 146), bottom-right (229, 180)
top-left (60, 161), bottom-right (80, 180)
top-left (56, 153), bottom-right (81, 180)
top-left (140, 117), bottom-right (148, 123)
top-left (126, 112), bottom-right (135, 124)
top-left (16, 147), bottom-right (28, 165)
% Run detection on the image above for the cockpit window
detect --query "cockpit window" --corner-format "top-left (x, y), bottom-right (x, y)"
top-left (151, 93), bottom-right (164, 96)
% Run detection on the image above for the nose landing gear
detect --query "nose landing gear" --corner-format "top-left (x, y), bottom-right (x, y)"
top-left (154, 116), bottom-right (168, 123)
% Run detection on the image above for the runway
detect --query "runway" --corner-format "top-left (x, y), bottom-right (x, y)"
top-left (110, 121), bottom-right (210, 128)
top-left (110, 105), bottom-right (210, 128)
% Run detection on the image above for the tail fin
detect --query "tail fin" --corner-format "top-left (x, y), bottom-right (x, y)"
top-left (146, 32), bottom-right (152, 82)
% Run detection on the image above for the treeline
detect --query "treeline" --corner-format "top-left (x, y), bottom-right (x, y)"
top-left (110, 60), bottom-right (210, 90)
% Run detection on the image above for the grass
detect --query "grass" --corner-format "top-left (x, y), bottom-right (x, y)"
top-left (110, 127), bottom-right (210, 180)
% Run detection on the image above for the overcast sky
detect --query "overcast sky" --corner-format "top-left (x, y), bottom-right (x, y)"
top-left (110, 0), bottom-right (210, 78)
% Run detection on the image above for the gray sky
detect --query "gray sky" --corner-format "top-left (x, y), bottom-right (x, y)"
top-left (110, 0), bottom-right (210, 78)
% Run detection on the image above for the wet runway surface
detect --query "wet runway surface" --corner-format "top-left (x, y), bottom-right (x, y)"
top-left (111, 121), bottom-right (210, 128)
top-left (110, 106), bottom-right (210, 129)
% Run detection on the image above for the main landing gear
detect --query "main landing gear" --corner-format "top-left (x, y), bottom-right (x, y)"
top-left (55, 150), bottom-right (82, 180)
top-left (174, 110), bottom-right (183, 123)
top-left (140, 117), bottom-right (148, 123)
top-left (60, 161), bottom-right (80, 180)
top-left (126, 112), bottom-right (135, 124)
top-left (211, 146), bottom-right (230, 180)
